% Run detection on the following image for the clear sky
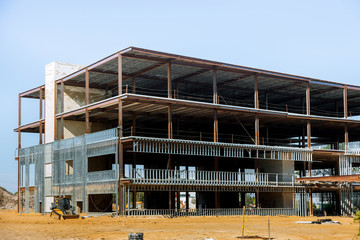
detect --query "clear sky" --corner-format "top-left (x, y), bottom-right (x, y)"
top-left (1, 0), bottom-right (360, 193)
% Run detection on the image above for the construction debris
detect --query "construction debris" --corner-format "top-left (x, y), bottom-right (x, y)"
top-left (0, 187), bottom-right (17, 210)
top-left (296, 219), bottom-right (341, 224)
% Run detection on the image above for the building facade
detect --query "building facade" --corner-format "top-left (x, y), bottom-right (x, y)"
top-left (16, 47), bottom-right (360, 216)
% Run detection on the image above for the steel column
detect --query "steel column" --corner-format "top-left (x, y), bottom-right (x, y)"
top-left (132, 76), bottom-right (136, 94)
top-left (345, 123), bottom-right (349, 150)
top-left (306, 82), bottom-right (310, 115)
top-left (213, 69), bottom-right (218, 104)
top-left (214, 110), bottom-right (218, 142)
top-left (255, 115), bottom-right (260, 145)
top-left (39, 88), bottom-right (43, 144)
top-left (168, 63), bottom-right (172, 98)
top-left (254, 73), bottom-right (259, 109)
top-left (307, 121), bottom-right (311, 148)
top-left (118, 54), bottom-right (124, 215)
top-left (85, 68), bottom-right (90, 133)
top-left (17, 94), bottom-right (21, 213)
top-left (343, 85), bottom-right (348, 118)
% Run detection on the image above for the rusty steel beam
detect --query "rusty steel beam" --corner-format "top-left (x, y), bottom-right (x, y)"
top-left (168, 105), bottom-right (173, 139)
top-left (85, 68), bottom-right (90, 134)
top-left (168, 63), bottom-right (172, 99)
top-left (54, 80), bottom-right (58, 140)
top-left (344, 85), bottom-right (348, 118)
top-left (254, 73), bottom-right (259, 109)
top-left (118, 53), bottom-right (124, 216)
top-left (17, 94), bottom-right (21, 213)
top-left (296, 174), bottom-right (360, 183)
top-left (255, 115), bottom-right (260, 145)
top-left (345, 123), bottom-right (349, 150)
top-left (39, 89), bottom-right (43, 144)
top-left (213, 110), bottom-right (218, 142)
top-left (307, 120), bottom-right (311, 148)
top-left (132, 77), bottom-right (136, 94)
top-left (213, 69), bottom-right (218, 104)
top-left (306, 82), bottom-right (310, 115)
top-left (105, 61), bottom-right (168, 87)
top-left (19, 86), bottom-right (43, 98)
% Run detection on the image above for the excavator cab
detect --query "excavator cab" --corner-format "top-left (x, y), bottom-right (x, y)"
top-left (50, 196), bottom-right (80, 220)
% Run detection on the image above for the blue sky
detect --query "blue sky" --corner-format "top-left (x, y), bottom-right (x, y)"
top-left (1, 0), bottom-right (360, 193)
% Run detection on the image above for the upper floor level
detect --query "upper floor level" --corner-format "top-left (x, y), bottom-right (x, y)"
top-left (16, 47), bottom-right (360, 149)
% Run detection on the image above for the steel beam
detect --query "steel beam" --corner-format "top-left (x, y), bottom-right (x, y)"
top-left (17, 94), bottom-right (21, 213)
top-left (345, 123), bottom-right (349, 150)
top-left (344, 86), bottom-right (348, 118)
top-left (254, 73), bottom-right (259, 109)
top-left (213, 69), bottom-right (218, 104)
top-left (307, 120), bottom-right (311, 148)
top-left (85, 68), bottom-right (90, 133)
top-left (168, 63), bottom-right (172, 99)
top-left (255, 115), bottom-right (260, 145)
top-left (132, 77), bottom-right (136, 94)
top-left (118, 54), bottom-right (124, 215)
top-left (306, 82), bottom-right (310, 115)
top-left (39, 89), bottom-right (43, 144)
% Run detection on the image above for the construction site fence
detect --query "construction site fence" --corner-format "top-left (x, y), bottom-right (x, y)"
top-left (125, 208), bottom-right (295, 217)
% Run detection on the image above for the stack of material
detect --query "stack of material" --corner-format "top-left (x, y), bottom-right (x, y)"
top-left (296, 219), bottom-right (341, 224)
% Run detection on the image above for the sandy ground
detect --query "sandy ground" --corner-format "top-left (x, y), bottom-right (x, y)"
top-left (0, 210), bottom-right (359, 240)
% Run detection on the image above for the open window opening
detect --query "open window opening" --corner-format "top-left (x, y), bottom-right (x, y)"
top-left (87, 154), bottom-right (115, 172)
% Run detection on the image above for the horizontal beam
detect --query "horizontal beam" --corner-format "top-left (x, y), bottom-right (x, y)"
top-left (296, 174), bottom-right (360, 183)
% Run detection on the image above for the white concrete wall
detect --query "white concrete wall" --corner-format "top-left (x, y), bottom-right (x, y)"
top-left (44, 62), bottom-right (84, 212)
top-left (45, 62), bottom-right (84, 143)
top-left (56, 85), bottom-right (107, 113)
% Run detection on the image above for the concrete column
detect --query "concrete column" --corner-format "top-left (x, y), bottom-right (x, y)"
top-left (45, 62), bottom-right (84, 143)
top-left (44, 62), bottom-right (83, 213)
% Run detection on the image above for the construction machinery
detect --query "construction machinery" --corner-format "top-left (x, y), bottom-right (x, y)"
top-left (50, 196), bottom-right (80, 220)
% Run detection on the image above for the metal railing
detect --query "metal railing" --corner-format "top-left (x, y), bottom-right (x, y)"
top-left (125, 208), bottom-right (295, 216)
top-left (130, 169), bottom-right (295, 187)
top-left (129, 136), bottom-right (313, 162)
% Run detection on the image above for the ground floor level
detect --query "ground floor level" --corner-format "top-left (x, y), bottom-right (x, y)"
top-left (0, 209), bottom-right (358, 240)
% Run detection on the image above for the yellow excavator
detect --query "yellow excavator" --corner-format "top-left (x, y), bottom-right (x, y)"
top-left (50, 196), bottom-right (80, 220)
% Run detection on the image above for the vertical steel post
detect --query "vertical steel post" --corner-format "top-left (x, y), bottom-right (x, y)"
top-left (255, 115), bottom-right (260, 145)
top-left (309, 188), bottom-right (313, 216)
top-left (213, 69), bottom-right (218, 104)
top-left (167, 61), bottom-right (174, 209)
top-left (132, 76), bottom-right (136, 94)
top-left (85, 68), bottom-right (89, 134)
top-left (39, 88), bottom-right (43, 144)
top-left (60, 81), bottom-right (64, 139)
top-left (306, 82), bottom-right (310, 115)
top-left (18, 94), bottom-right (21, 213)
top-left (168, 63), bottom-right (172, 99)
top-left (307, 121), bottom-right (311, 148)
top-left (254, 73), bottom-right (259, 109)
top-left (117, 53), bottom-right (124, 215)
top-left (54, 81), bottom-right (58, 140)
top-left (345, 124), bottom-right (349, 150)
top-left (343, 85), bottom-right (348, 118)
top-left (213, 69), bottom-right (220, 208)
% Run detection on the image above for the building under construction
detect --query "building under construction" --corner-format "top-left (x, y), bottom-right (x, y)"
top-left (16, 47), bottom-right (360, 216)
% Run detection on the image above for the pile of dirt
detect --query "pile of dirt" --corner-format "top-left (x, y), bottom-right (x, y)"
top-left (0, 187), bottom-right (17, 210)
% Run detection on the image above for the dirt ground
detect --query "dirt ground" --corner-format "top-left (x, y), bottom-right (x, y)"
top-left (0, 210), bottom-right (359, 240)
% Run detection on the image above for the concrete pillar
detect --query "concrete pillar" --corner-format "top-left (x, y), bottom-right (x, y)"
top-left (43, 62), bottom-right (83, 213)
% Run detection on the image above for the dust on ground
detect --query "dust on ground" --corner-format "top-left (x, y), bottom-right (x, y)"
top-left (0, 209), bottom-right (359, 240)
